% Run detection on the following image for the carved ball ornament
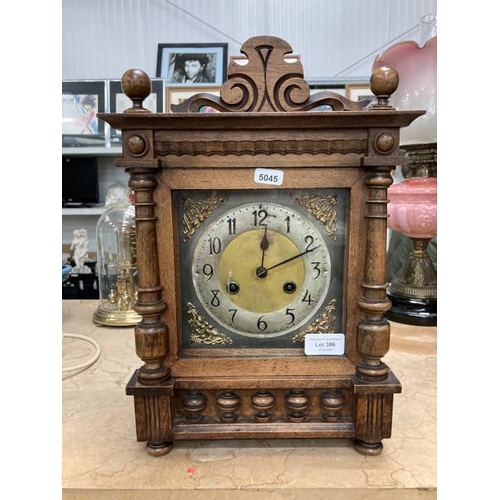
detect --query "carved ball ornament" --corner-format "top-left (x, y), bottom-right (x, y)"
top-left (121, 69), bottom-right (152, 113)
top-left (127, 134), bottom-right (148, 156)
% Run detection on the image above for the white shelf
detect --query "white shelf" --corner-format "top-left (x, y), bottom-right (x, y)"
top-left (62, 147), bottom-right (128, 250)
top-left (62, 207), bottom-right (107, 216)
top-left (62, 146), bottom-right (122, 157)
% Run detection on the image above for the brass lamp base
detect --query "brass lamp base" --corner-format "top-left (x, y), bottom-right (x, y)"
top-left (385, 292), bottom-right (436, 327)
top-left (93, 305), bottom-right (142, 327)
top-left (386, 237), bottom-right (437, 326)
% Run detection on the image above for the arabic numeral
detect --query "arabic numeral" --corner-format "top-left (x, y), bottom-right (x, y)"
top-left (229, 309), bottom-right (237, 323)
top-left (311, 262), bottom-right (320, 279)
top-left (252, 208), bottom-right (268, 226)
top-left (302, 290), bottom-right (313, 305)
top-left (210, 290), bottom-right (221, 307)
top-left (285, 215), bottom-right (291, 233)
top-left (257, 316), bottom-right (268, 331)
top-left (208, 237), bottom-right (221, 255)
top-left (304, 234), bottom-right (314, 251)
top-left (203, 264), bottom-right (213, 280)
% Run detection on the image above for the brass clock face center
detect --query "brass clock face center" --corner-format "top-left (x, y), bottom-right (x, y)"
top-left (191, 201), bottom-right (331, 338)
top-left (219, 229), bottom-right (305, 313)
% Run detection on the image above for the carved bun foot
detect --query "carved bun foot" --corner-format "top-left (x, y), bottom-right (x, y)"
top-left (146, 441), bottom-right (173, 457)
top-left (353, 439), bottom-right (383, 456)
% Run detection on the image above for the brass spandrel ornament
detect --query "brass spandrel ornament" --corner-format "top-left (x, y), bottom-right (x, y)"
top-left (293, 194), bottom-right (338, 241)
top-left (187, 302), bottom-right (234, 346)
top-left (292, 299), bottom-right (337, 343)
top-left (183, 195), bottom-right (228, 241)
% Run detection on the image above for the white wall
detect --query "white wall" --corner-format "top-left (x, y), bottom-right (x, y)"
top-left (62, 0), bottom-right (437, 83)
top-left (61, 0), bottom-right (438, 255)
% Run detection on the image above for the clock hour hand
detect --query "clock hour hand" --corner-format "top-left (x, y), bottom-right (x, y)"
top-left (259, 225), bottom-right (269, 268)
top-left (256, 245), bottom-right (320, 278)
top-left (256, 227), bottom-right (269, 277)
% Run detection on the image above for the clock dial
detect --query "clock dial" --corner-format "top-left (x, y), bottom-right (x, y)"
top-left (191, 200), bottom-right (331, 338)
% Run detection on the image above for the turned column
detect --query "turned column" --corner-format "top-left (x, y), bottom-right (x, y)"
top-left (117, 70), bottom-right (174, 455)
top-left (355, 168), bottom-right (393, 382)
top-left (111, 69), bottom-right (170, 384)
top-left (353, 66), bottom-right (403, 455)
top-left (128, 168), bottom-right (169, 384)
top-left (353, 163), bottom-right (401, 456)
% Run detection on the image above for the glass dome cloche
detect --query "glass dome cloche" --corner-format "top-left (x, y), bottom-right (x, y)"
top-left (93, 188), bottom-right (141, 326)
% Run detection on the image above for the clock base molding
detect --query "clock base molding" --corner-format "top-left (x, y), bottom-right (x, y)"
top-left (126, 370), bottom-right (401, 456)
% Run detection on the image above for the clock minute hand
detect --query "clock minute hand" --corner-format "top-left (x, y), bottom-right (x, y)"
top-left (266, 245), bottom-right (320, 272)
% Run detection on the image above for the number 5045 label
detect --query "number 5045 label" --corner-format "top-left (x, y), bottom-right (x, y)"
top-left (254, 168), bottom-right (284, 186)
top-left (304, 334), bottom-right (345, 356)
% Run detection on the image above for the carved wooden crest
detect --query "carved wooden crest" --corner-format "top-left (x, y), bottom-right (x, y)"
top-left (171, 36), bottom-right (371, 113)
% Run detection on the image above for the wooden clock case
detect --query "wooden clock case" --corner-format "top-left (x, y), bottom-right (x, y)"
top-left (99, 36), bottom-right (423, 456)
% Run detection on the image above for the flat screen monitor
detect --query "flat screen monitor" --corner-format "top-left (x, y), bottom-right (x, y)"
top-left (62, 156), bottom-right (99, 206)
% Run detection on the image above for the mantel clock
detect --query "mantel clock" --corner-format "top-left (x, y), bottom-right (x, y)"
top-left (99, 36), bottom-right (423, 456)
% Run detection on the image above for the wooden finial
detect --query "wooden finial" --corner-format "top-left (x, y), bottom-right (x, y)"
top-left (370, 66), bottom-right (399, 109)
top-left (121, 69), bottom-right (152, 113)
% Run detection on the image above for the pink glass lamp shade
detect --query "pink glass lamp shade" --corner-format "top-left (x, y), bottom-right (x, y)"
top-left (386, 176), bottom-right (437, 325)
top-left (387, 177), bottom-right (437, 239)
top-left (375, 15), bottom-right (437, 326)
top-left (373, 36), bottom-right (436, 145)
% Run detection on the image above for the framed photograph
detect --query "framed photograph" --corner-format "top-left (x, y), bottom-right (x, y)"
top-left (346, 83), bottom-right (375, 103)
top-left (62, 80), bottom-right (106, 147)
top-left (108, 78), bottom-right (165, 145)
top-left (166, 85), bottom-right (220, 113)
top-left (157, 43), bottom-right (228, 85)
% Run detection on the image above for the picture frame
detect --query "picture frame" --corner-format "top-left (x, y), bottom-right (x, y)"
top-left (345, 83), bottom-right (375, 103)
top-left (157, 43), bottom-right (228, 85)
top-left (62, 80), bottom-right (106, 147)
top-left (108, 78), bottom-right (165, 145)
top-left (309, 83), bottom-right (346, 97)
top-left (166, 85), bottom-right (220, 113)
